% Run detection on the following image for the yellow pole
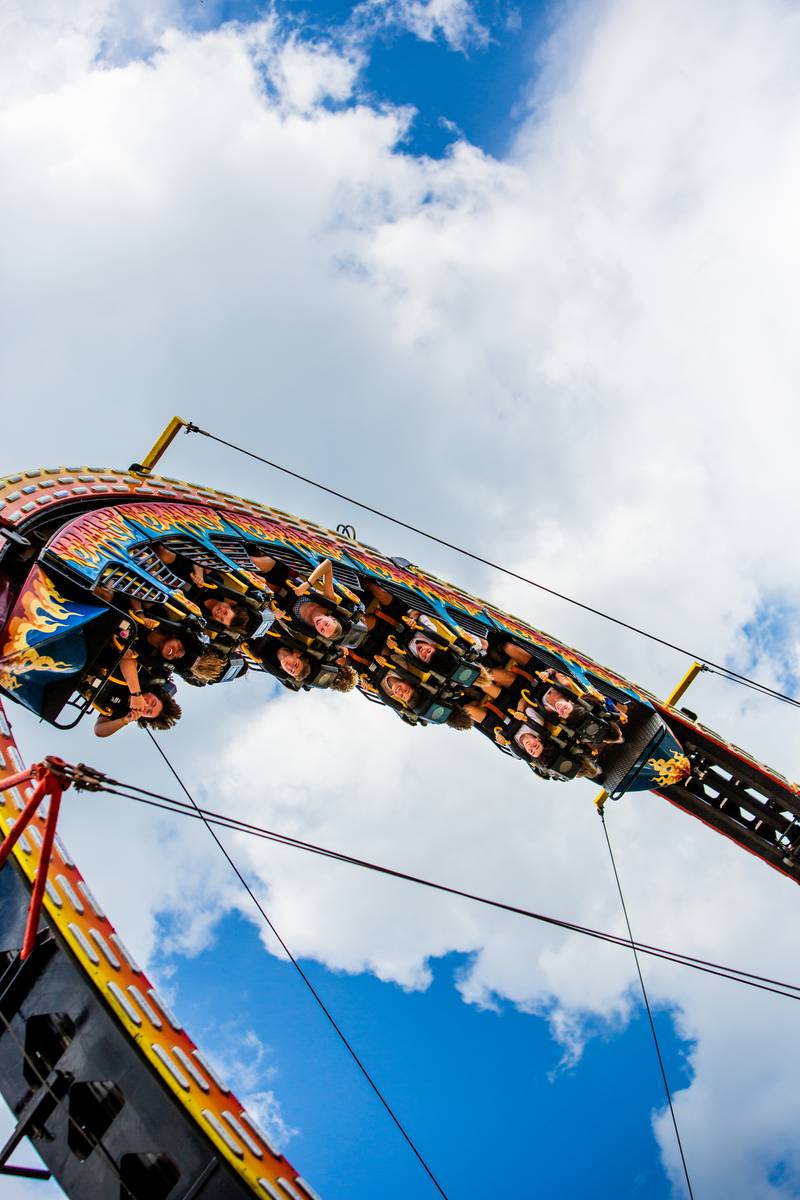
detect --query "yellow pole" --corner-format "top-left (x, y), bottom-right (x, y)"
top-left (130, 416), bottom-right (190, 476)
top-left (663, 660), bottom-right (703, 708)
top-left (594, 661), bottom-right (704, 812)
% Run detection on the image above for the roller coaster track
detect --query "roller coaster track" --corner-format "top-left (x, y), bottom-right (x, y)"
top-left (656, 707), bottom-right (800, 885)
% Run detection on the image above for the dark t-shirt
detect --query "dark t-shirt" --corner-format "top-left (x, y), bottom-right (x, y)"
top-left (93, 677), bottom-right (132, 719)
top-left (93, 667), bottom-right (166, 719)
top-left (131, 637), bottom-right (169, 677)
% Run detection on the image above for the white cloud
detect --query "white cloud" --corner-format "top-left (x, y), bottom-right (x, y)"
top-left (241, 1088), bottom-right (298, 1153)
top-left (199, 1024), bottom-right (299, 1150)
top-left (3, 0), bottom-right (800, 1195)
top-left (244, 20), bottom-right (365, 114)
top-left (349, 0), bottom-right (489, 53)
top-left (0, 0), bottom-right (181, 102)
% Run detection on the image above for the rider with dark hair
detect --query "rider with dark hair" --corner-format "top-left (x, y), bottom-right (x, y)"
top-left (445, 708), bottom-right (473, 731)
top-left (93, 679), bottom-right (182, 738)
top-left (330, 664), bottom-right (357, 692)
top-left (251, 635), bottom-right (357, 692)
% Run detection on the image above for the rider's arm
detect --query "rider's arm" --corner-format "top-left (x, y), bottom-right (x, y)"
top-left (119, 651), bottom-right (146, 716)
top-left (307, 559), bottom-right (338, 601)
top-left (94, 710), bottom-right (137, 738)
top-left (249, 553), bottom-right (277, 575)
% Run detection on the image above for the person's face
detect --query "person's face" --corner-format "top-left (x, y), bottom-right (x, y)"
top-left (141, 692), bottom-right (164, 719)
top-left (160, 637), bottom-right (185, 662)
top-left (208, 599), bottom-right (234, 626)
top-left (545, 688), bottom-right (573, 720)
top-left (278, 647), bottom-right (306, 679)
top-left (519, 731), bottom-right (544, 759)
top-left (389, 676), bottom-right (414, 705)
top-left (414, 638), bottom-right (436, 663)
top-left (314, 612), bottom-right (339, 639)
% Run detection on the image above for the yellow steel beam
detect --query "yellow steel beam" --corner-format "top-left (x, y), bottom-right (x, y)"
top-left (130, 416), bottom-right (190, 476)
top-left (664, 660), bottom-right (704, 707)
top-left (594, 661), bottom-right (704, 812)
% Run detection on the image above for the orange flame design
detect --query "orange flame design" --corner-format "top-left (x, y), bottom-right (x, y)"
top-left (0, 570), bottom-right (79, 690)
top-left (647, 752), bottom-right (692, 788)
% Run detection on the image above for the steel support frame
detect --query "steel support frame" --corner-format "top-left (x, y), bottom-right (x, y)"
top-left (659, 732), bottom-right (800, 884)
top-left (0, 760), bottom-right (69, 959)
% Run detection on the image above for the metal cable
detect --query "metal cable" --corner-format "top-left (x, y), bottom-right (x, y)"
top-left (144, 732), bottom-right (452, 1200)
top-left (71, 768), bottom-right (800, 1003)
top-left (184, 423), bottom-right (800, 710)
top-left (601, 812), bottom-right (696, 1200)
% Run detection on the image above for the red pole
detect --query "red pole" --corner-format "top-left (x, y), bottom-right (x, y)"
top-left (0, 766), bottom-right (35, 794)
top-left (0, 778), bottom-right (48, 870)
top-left (0, 758), bottom-right (70, 962)
top-left (21, 780), bottom-right (63, 961)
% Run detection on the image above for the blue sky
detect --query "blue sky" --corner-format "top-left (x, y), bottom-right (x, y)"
top-left (741, 601), bottom-right (800, 696)
top-left (162, 912), bottom-right (692, 1199)
top-left (139, 8), bottom-right (700, 1185)
top-left (202, 0), bottom-right (554, 157)
top-left (4, 0), bottom-right (800, 1197)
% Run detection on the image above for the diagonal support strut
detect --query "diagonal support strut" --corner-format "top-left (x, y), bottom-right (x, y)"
top-left (0, 758), bottom-right (71, 960)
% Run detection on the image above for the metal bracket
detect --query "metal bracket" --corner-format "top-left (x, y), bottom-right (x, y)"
top-left (130, 416), bottom-right (191, 477)
top-left (0, 1164), bottom-right (52, 1179)
top-left (0, 1066), bottom-right (70, 1181)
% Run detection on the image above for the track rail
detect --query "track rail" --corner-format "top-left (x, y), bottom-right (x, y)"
top-left (656, 707), bottom-right (800, 885)
top-left (2, 464), bottom-right (798, 892)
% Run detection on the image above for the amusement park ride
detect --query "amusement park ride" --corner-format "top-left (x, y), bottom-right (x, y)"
top-left (0, 417), bottom-right (796, 1196)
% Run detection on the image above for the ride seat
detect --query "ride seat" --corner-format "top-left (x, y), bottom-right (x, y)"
top-left (493, 708), bottom-right (589, 781)
top-left (248, 630), bottom-right (342, 692)
top-left (385, 612), bottom-right (483, 688)
top-left (363, 658), bottom-right (453, 725)
top-left (383, 632), bottom-right (481, 694)
top-left (285, 580), bottom-right (368, 651)
top-left (510, 678), bottom-right (615, 748)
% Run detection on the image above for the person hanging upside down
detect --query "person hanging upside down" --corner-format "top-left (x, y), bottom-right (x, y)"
top-left (93, 678), bottom-right (182, 738)
top-left (514, 725), bottom-right (548, 761)
top-left (95, 587), bottom-right (197, 666)
top-left (407, 632), bottom-right (438, 664)
top-left (199, 594), bottom-right (251, 633)
top-left (406, 611), bottom-right (488, 657)
top-left (512, 707), bottom-right (604, 779)
top-left (474, 653), bottom-right (625, 742)
top-left (377, 671), bottom-right (471, 729)
top-left (109, 644), bottom-right (166, 719)
top-left (502, 643), bottom-right (627, 713)
top-left (380, 672), bottom-right (418, 707)
top-left (275, 644), bottom-right (309, 682)
top-left (269, 644), bottom-right (356, 692)
top-left (153, 546), bottom-right (260, 635)
top-left (291, 560), bottom-right (345, 641)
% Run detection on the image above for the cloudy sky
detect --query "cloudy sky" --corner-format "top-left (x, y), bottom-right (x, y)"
top-left (2, 0), bottom-right (800, 1196)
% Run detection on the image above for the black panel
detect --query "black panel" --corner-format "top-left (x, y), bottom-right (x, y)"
top-left (120, 1150), bottom-right (183, 1200)
top-left (0, 861), bottom-right (257, 1198)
